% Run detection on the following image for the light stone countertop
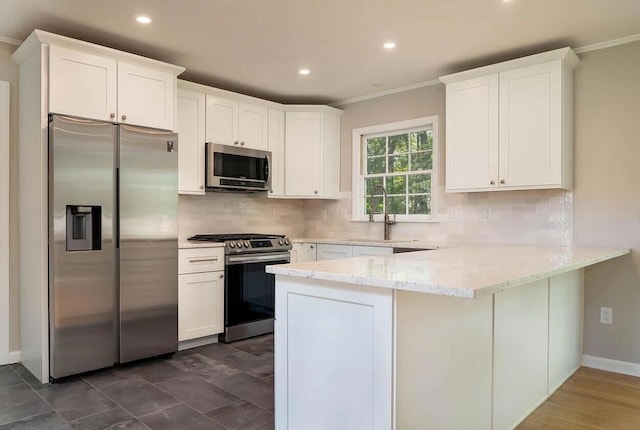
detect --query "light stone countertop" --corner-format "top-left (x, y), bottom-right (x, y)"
top-left (178, 240), bottom-right (225, 249)
top-left (291, 237), bottom-right (442, 249)
top-left (267, 244), bottom-right (630, 299)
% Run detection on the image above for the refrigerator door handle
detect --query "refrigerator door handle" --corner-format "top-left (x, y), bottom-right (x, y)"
top-left (115, 167), bottom-right (120, 249)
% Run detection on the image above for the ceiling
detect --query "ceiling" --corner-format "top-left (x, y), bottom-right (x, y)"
top-left (1, 0), bottom-right (639, 105)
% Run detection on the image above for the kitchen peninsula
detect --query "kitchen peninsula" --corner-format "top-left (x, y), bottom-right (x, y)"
top-left (267, 244), bottom-right (629, 430)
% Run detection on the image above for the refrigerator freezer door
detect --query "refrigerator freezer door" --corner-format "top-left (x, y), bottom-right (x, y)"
top-left (119, 125), bottom-right (178, 363)
top-left (49, 116), bottom-right (117, 379)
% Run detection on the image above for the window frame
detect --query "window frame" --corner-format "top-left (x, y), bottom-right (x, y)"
top-left (351, 116), bottom-right (439, 222)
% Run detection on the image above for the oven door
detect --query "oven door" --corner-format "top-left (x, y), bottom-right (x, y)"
top-left (223, 251), bottom-right (289, 342)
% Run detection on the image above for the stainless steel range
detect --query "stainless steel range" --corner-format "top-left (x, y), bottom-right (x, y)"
top-left (188, 234), bottom-right (292, 342)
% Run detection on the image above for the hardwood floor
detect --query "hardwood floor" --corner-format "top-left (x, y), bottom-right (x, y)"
top-left (518, 367), bottom-right (640, 430)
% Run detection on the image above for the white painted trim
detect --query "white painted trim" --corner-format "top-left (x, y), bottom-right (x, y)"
top-left (333, 79), bottom-right (441, 107)
top-left (582, 354), bottom-right (640, 377)
top-left (0, 81), bottom-right (9, 366)
top-left (8, 351), bottom-right (21, 364)
top-left (0, 36), bottom-right (22, 46)
top-left (351, 116), bottom-right (439, 223)
top-left (574, 33), bottom-right (640, 54)
top-left (178, 334), bottom-right (220, 351)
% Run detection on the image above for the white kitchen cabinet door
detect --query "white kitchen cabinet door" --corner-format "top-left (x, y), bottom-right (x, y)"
top-left (316, 244), bottom-right (353, 261)
top-left (498, 61), bottom-right (563, 188)
top-left (291, 243), bottom-right (317, 263)
top-left (275, 276), bottom-right (393, 430)
top-left (445, 74), bottom-right (498, 192)
top-left (118, 62), bottom-right (176, 130)
top-left (238, 102), bottom-right (268, 151)
top-left (205, 95), bottom-right (238, 146)
top-left (548, 270), bottom-right (583, 393)
top-left (285, 111), bottom-right (321, 197)
top-left (177, 89), bottom-right (205, 195)
top-left (493, 279), bottom-right (549, 430)
top-left (48, 45), bottom-right (117, 122)
top-left (352, 245), bottom-right (393, 257)
top-left (268, 109), bottom-right (285, 197)
top-left (178, 271), bottom-right (224, 341)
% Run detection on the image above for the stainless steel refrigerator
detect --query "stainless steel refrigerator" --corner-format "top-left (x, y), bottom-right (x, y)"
top-left (48, 115), bottom-right (178, 380)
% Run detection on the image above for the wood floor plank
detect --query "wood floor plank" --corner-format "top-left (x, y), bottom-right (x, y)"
top-left (518, 367), bottom-right (640, 430)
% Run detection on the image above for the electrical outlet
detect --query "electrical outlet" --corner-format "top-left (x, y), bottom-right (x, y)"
top-left (449, 208), bottom-right (458, 222)
top-left (600, 307), bottom-right (613, 324)
top-left (482, 208), bottom-right (492, 222)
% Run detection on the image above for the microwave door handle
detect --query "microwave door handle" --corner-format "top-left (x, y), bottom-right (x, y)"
top-left (265, 152), bottom-right (272, 192)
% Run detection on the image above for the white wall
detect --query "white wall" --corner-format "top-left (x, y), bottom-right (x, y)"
top-left (0, 42), bottom-right (20, 355)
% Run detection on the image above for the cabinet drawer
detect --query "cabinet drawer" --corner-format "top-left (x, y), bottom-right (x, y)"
top-left (179, 247), bottom-right (224, 274)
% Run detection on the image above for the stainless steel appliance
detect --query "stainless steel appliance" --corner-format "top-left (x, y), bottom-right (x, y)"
top-left (49, 115), bottom-right (178, 380)
top-left (188, 233), bottom-right (291, 342)
top-left (205, 142), bottom-right (271, 192)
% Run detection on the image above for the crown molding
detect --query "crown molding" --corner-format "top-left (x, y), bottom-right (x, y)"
top-left (574, 33), bottom-right (640, 54)
top-left (332, 79), bottom-right (441, 107)
top-left (0, 36), bottom-right (22, 46)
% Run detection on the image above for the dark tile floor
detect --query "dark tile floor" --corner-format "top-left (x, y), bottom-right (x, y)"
top-left (0, 334), bottom-right (275, 430)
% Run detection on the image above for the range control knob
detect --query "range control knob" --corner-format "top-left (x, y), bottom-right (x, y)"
top-left (278, 239), bottom-right (284, 245)
top-left (228, 242), bottom-right (235, 248)
top-left (284, 238), bottom-right (290, 245)
top-left (244, 241), bottom-right (250, 248)
top-left (236, 241), bottom-right (243, 248)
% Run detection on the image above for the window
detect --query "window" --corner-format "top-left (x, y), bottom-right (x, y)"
top-left (352, 116), bottom-right (438, 222)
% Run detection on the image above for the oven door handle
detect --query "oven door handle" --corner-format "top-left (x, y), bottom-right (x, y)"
top-left (226, 252), bottom-right (290, 265)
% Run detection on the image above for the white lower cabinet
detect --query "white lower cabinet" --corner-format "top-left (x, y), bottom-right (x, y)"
top-left (275, 276), bottom-right (393, 430)
top-left (316, 244), bottom-right (353, 260)
top-left (352, 245), bottom-right (393, 257)
top-left (178, 247), bottom-right (225, 342)
top-left (291, 243), bottom-right (317, 263)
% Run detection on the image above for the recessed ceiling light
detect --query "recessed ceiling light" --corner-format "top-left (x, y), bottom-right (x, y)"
top-left (136, 16), bottom-right (152, 24)
top-left (383, 42), bottom-right (396, 50)
top-left (299, 68), bottom-right (310, 75)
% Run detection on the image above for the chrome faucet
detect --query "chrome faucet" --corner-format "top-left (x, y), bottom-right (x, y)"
top-left (368, 184), bottom-right (396, 240)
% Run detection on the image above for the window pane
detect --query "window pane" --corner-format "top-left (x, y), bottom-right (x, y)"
top-left (410, 151), bottom-right (432, 171)
top-left (387, 196), bottom-right (406, 215)
top-left (410, 130), bottom-right (432, 152)
top-left (364, 196), bottom-right (384, 214)
top-left (366, 137), bottom-right (386, 156)
top-left (409, 195), bottom-right (431, 214)
top-left (388, 134), bottom-right (408, 154)
top-left (388, 154), bottom-right (408, 172)
top-left (409, 174), bottom-right (431, 193)
top-left (385, 175), bottom-right (406, 195)
top-left (367, 156), bottom-right (386, 174)
top-left (365, 177), bottom-right (384, 194)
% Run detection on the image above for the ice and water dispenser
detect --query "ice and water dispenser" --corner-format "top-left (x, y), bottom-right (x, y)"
top-left (65, 205), bottom-right (102, 251)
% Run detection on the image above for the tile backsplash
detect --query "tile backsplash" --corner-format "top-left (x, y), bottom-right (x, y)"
top-left (178, 193), bottom-right (304, 240)
top-left (303, 188), bottom-right (573, 246)
top-left (179, 188), bottom-right (572, 246)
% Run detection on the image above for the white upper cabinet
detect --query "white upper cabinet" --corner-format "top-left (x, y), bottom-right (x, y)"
top-left (117, 62), bottom-right (176, 130)
top-left (440, 47), bottom-right (579, 192)
top-left (285, 107), bottom-right (342, 199)
top-left (205, 96), bottom-right (268, 151)
top-left (177, 88), bottom-right (206, 195)
top-left (49, 46), bottom-right (117, 122)
top-left (268, 109), bottom-right (286, 197)
top-left (47, 40), bottom-right (182, 131)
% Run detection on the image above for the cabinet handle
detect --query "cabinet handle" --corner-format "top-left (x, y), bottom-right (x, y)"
top-left (500, 179), bottom-right (505, 184)
top-left (121, 114), bottom-right (127, 121)
top-left (234, 140), bottom-right (239, 145)
top-left (188, 257), bottom-right (219, 263)
top-left (110, 113), bottom-right (115, 119)
top-left (490, 180), bottom-right (495, 185)
top-left (219, 274), bottom-right (224, 279)
top-left (240, 141), bottom-right (245, 146)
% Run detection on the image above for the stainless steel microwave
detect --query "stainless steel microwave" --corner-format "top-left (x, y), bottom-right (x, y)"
top-left (205, 142), bottom-right (271, 192)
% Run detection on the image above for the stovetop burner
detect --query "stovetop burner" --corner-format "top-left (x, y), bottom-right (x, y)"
top-left (188, 233), bottom-right (292, 254)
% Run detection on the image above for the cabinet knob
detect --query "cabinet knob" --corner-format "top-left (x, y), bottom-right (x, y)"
top-left (110, 113), bottom-right (115, 119)
top-left (310, 245), bottom-right (314, 249)
top-left (500, 179), bottom-right (505, 184)
top-left (219, 274), bottom-right (224, 279)
top-left (490, 180), bottom-right (495, 185)
top-left (200, 185), bottom-right (204, 190)
top-left (121, 115), bottom-right (127, 121)
top-left (314, 190), bottom-right (318, 194)
top-left (240, 141), bottom-right (245, 146)
top-left (234, 140), bottom-right (239, 145)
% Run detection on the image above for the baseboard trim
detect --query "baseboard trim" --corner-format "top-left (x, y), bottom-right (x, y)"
top-left (582, 354), bottom-right (640, 377)
top-left (8, 350), bottom-right (20, 364)
top-left (178, 335), bottom-right (219, 351)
